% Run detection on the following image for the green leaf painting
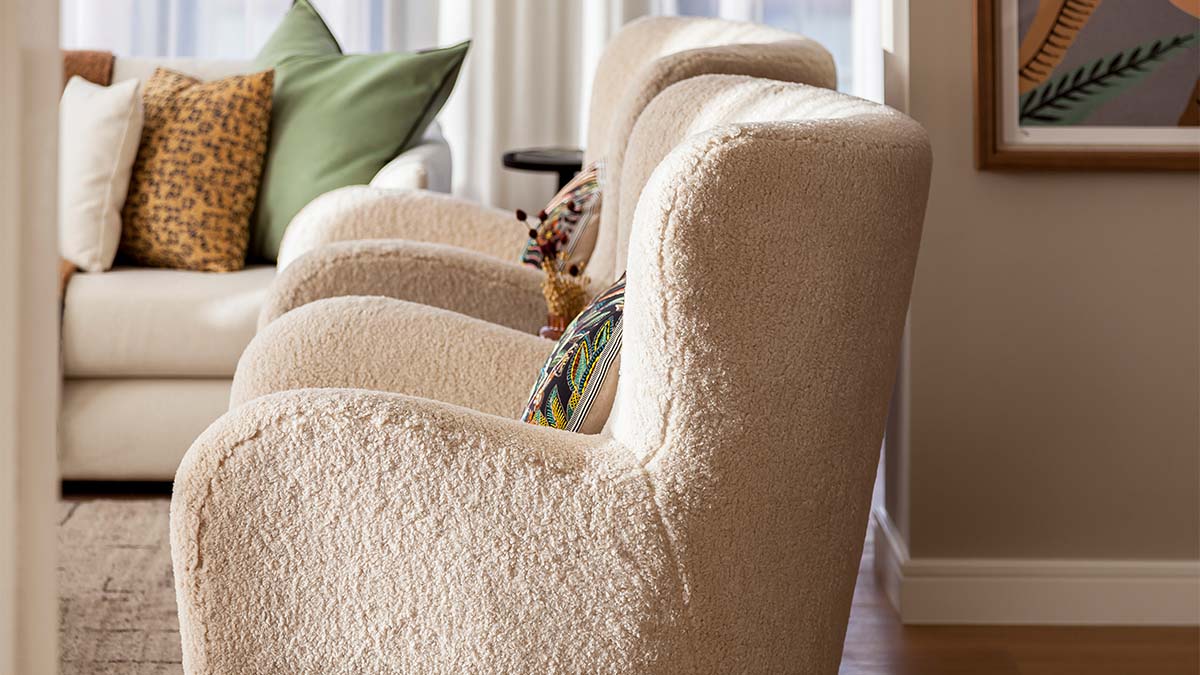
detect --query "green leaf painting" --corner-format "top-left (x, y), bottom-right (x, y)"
top-left (1020, 31), bottom-right (1200, 125)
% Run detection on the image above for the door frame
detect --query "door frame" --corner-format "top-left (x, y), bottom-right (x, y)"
top-left (0, 0), bottom-right (60, 672)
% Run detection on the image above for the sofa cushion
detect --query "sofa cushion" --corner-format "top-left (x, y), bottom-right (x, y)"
top-left (59, 76), bottom-right (143, 273)
top-left (119, 67), bottom-right (274, 272)
top-left (63, 266), bottom-right (274, 377)
top-left (249, 0), bottom-right (469, 262)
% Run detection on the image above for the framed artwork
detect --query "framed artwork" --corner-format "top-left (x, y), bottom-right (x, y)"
top-left (975, 0), bottom-right (1200, 170)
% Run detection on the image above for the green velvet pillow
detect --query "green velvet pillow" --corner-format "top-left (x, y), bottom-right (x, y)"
top-left (250, 0), bottom-right (469, 261)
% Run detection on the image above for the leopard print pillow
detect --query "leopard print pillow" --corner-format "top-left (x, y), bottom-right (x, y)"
top-left (119, 68), bottom-right (273, 272)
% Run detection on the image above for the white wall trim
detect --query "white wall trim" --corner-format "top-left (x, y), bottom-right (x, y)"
top-left (872, 508), bottom-right (1200, 626)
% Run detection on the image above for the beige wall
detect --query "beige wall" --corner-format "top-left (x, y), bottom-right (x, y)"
top-left (896, 0), bottom-right (1200, 560)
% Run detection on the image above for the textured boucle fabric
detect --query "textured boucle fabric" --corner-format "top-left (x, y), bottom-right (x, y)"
top-left (173, 79), bottom-right (931, 673)
top-left (234, 296), bottom-right (552, 416)
top-left (609, 84), bottom-right (930, 673)
top-left (275, 187), bottom-right (525, 271)
top-left (585, 19), bottom-right (838, 284)
top-left (259, 239), bottom-right (547, 332)
top-left (583, 16), bottom-right (832, 164)
top-left (607, 75), bottom-right (890, 281)
top-left (588, 48), bottom-right (837, 283)
top-left (173, 389), bottom-right (685, 674)
top-left (263, 18), bottom-right (833, 326)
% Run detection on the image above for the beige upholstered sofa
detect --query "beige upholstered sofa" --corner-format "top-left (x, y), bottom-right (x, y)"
top-left (262, 16), bottom-right (837, 332)
top-left (170, 76), bottom-right (932, 673)
top-left (58, 57), bottom-right (451, 481)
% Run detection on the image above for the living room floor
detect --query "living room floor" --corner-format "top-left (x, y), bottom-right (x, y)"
top-left (59, 493), bottom-right (1199, 675)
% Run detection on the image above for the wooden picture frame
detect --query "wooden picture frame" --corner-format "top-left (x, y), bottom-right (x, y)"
top-left (974, 0), bottom-right (1200, 171)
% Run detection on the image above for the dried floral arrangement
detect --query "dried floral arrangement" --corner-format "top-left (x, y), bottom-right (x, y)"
top-left (516, 205), bottom-right (591, 339)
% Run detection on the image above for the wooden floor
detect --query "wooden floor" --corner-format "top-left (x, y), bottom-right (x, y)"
top-left (840, 533), bottom-right (1200, 674)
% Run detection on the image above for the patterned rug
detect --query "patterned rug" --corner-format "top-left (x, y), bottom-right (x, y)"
top-left (58, 498), bottom-right (182, 675)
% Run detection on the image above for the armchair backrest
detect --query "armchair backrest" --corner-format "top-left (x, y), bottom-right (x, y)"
top-left (584, 18), bottom-right (836, 283)
top-left (610, 75), bottom-right (930, 671)
top-left (585, 16), bottom-right (832, 164)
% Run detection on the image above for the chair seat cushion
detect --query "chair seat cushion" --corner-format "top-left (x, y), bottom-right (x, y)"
top-left (62, 266), bottom-right (274, 377)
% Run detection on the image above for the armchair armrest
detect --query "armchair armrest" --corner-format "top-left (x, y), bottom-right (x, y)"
top-left (233, 295), bottom-right (553, 416)
top-left (171, 389), bottom-right (678, 673)
top-left (259, 239), bottom-right (547, 334)
top-left (275, 186), bottom-right (526, 271)
top-left (369, 123), bottom-right (452, 193)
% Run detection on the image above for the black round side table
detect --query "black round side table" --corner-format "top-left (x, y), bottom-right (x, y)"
top-left (501, 147), bottom-right (584, 191)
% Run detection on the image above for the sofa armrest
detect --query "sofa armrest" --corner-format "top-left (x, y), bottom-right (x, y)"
top-left (260, 239), bottom-right (547, 334)
top-left (171, 389), bottom-right (676, 673)
top-left (233, 295), bottom-right (553, 415)
top-left (369, 123), bottom-right (452, 193)
top-left (275, 186), bottom-right (525, 272)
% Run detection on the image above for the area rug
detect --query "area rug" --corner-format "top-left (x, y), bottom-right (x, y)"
top-left (58, 498), bottom-right (182, 675)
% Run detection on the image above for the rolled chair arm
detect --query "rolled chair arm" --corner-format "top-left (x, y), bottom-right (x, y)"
top-left (171, 389), bottom-right (678, 673)
top-left (275, 186), bottom-right (528, 271)
top-left (233, 296), bottom-right (554, 415)
top-left (259, 239), bottom-right (548, 333)
top-left (369, 123), bottom-right (452, 193)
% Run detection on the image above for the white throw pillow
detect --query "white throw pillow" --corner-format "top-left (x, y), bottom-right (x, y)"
top-left (59, 76), bottom-right (143, 273)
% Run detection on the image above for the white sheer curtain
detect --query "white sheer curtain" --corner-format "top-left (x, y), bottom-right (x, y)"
top-left (435, 1), bottom-right (667, 208)
top-left (60, 0), bottom-right (879, 209)
top-left (441, 0), bottom-right (880, 208)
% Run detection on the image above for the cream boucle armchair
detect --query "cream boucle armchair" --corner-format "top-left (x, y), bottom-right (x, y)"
top-left (171, 75), bottom-right (931, 673)
top-left (260, 16), bottom-right (837, 334)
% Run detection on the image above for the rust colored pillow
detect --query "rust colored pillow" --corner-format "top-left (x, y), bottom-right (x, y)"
top-left (61, 49), bottom-right (114, 90)
top-left (120, 68), bottom-right (273, 272)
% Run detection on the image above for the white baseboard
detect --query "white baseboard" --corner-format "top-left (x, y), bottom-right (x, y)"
top-left (871, 508), bottom-right (1200, 626)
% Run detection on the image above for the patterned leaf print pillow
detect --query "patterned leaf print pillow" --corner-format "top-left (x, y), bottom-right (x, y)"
top-left (521, 273), bottom-right (624, 433)
top-left (519, 162), bottom-right (603, 270)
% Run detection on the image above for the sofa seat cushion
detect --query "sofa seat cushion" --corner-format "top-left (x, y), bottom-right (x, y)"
top-left (63, 266), bottom-right (274, 377)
